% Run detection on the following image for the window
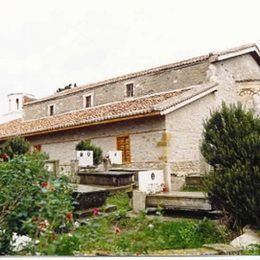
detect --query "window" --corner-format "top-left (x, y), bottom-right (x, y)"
top-left (49, 105), bottom-right (55, 116)
top-left (83, 94), bottom-right (93, 108)
top-left (85, 96), bottom-right (92, 108)
top-left (16, 98), bottom-right (19, 110)
top-left (117, 135), bottom-right (131, 164)
top-left (126, 83), bottom-right (134, 97)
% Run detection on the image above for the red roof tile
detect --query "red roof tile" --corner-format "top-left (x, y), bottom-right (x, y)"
top-left (0, 89), bottom-right (187, 140)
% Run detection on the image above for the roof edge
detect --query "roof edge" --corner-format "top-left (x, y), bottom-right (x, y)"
top-left (159, 83), bottom-right (218, 115)
top-left (212, 44), bottom-right (260, 64)
top-left (0, 112), bottom-right (161, 141)
top-left (23, 54), bottom-right (210, 106)
top-left (23, 43), bottom-right (260, 107)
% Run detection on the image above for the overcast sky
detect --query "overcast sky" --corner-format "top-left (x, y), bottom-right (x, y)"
top-left (0, 0), bottom-right (260, 114)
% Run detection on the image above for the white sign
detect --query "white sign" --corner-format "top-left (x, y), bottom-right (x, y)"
top-left (108, 150), bottom-right (122, 164)
top-left (138, 170), bottom-right (164, 194)
top-left (45, 163), bottom-right (54, 172)
top-left (76, 150), bottom-right (93, 167)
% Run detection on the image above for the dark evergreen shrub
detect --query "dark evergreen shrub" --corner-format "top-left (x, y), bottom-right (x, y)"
top-left (201, 102), bottom-right (260, 228)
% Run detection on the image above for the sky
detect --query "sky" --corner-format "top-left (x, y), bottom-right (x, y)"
top-left (0, 0), bottom-right (260, 114)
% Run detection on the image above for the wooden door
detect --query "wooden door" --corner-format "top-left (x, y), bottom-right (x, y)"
top-left (116, 135), bottom-right (131, 164)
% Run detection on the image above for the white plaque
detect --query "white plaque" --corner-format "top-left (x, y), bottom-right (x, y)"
top-left (138, 170), bottom-right (164, 194)
top-left (76, 150), bottom-right (93, 167)
top-left (108, 150), bottom-right (122, 164)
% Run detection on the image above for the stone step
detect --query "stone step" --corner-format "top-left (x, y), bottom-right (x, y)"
top-left (80, 243), bottom-right (240, 256)
top-left (75, 204), bottom-right (117, 219)
top-left (185, 174), bottom-right (204, 187)
top-left (73, 185), bottom-right (108, 210)
top-left (146, 191), bottom-right (212, 211)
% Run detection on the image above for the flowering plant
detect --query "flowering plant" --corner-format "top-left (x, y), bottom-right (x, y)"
top-left (0, 153), bottom-right (75, 254)
top-left (92, 208), bottom-right (100, 217)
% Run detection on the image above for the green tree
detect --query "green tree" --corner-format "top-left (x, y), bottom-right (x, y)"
top-left (201, 102), bottom-right (260, 228)
top-left (75, 140), bottom-right (103, 166)
top-left (1, 136), bottom-right (30, 159)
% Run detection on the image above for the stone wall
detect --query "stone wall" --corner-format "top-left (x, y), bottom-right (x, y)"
top-left (209, 54), bottom-right (260, 107)
top-left (23, 61), bottom-right (209, 120)
top-left (28, 116), bottom-right (167, 169)
top-left (164, 54), bottom-right (260, 190)
top-left (165, 93), bottom-right (216, 190)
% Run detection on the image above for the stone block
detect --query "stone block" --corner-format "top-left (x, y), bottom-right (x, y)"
top-left (203, 243), bottom-right (241, 255)
top-left (230, 228), bottom-right (260, 249)
top-left (132, 190), bottom-right (146, 213)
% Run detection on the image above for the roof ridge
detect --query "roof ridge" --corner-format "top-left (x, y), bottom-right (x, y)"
top-left (24, 43), bottom-right (260, 106)
top-left (213, 43), bottom-right (258, 56)
top-left (25, 54), bottom-right (210, 106)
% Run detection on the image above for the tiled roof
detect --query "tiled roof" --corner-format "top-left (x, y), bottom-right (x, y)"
top-left (0, 83), bottom-right (218, 140)
top-left (0, 89), bottom-right (186, 140)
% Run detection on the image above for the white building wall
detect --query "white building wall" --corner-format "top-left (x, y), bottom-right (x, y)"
top-left (165, 93), bottom-right (216, 190)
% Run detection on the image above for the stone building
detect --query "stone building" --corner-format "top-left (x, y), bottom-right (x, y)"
top-left (0, 44), bottom-right (259, 190)
top-left (0, 93), bottom-right (36, 124)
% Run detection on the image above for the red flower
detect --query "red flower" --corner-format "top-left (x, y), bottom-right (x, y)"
top-left (41, 181), bottom-right (48, 189)
top-left (114, 227), bottom-right (121, 234)
top-left (0, 153), bottom-right (9, 161)
top-left (66, 212), bottom-right (73, 221)
top-left (92, 207), bottom-right (100, 217)
top-left (161, 183), bottom-right (168, 192)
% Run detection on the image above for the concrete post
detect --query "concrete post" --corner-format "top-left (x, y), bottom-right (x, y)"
top-left (132, 190), bottom-right (146, 213)
top-left (164, 163), bottom-right (172, 192)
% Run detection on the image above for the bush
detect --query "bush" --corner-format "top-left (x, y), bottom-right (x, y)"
top-left (1, 136), bottom-right (30, 159)
top-left (0, 153), bottom-right (75, 254)
top-left (75, 140), bottom-right (103, 166)
top-left (36, 233), bottom-right (82, 255)
top-left (201, 103), bottom-right (260, 228)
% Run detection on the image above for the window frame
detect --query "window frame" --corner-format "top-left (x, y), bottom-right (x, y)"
top-left (16, 98), bottom-right (20, 110)
top-left (125, 83), bottom-right (134, 98)
top-left (83, 93), bottom-right (94, 108)
top-left (48, 104), bottom-right (55, 116)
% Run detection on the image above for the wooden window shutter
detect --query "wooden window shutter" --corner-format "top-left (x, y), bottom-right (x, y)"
top-left (116, 135), bottom-right (131, 164)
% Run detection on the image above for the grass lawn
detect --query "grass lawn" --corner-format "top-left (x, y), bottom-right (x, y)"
top-left (181, 185), bottom-right (204, 192)
top-left (75, 192), bottom-right (229, 255)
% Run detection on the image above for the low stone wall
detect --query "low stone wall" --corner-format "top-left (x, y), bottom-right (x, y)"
top-left (78, 171), bottom-right (134, 186)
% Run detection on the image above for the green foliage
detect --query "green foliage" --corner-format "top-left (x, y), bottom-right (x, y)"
top-left (106, 192), bottom-right (130, 211)
top-left (181, 185), bottom-right (204, 192)
top-left (1, 136), bottom-right (30, 159)
top-left (76, 213), bottom-right (226, 255)
top-left (0, 153), bottom-right (75, 253)
top-left (0, 229), bottom-right (13, 255)
top-left (242, 244), bottom-right (260, 255)
top-left (75, 140), bottom-right (103, 166)
top-left (36, 233), bottom-right (82, 255)
top-left (201, 102), bottom-right (260, 228)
